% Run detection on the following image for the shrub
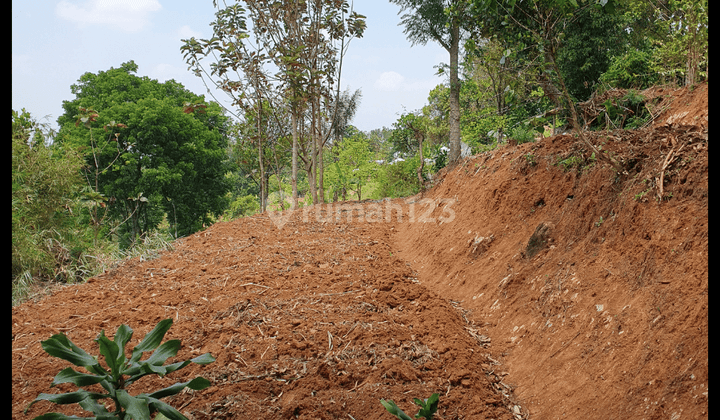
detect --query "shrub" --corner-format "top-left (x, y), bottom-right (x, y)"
top-left (225, 194), bottom-right (261, 219)
top-left (599, 49), bottom-right (659, 90)
top-left (509, 124), bottom-right (537, 145)
top-left (375, 155), bottom-right (424, 198)
top-left (25, 319), bottom-right (214, 420)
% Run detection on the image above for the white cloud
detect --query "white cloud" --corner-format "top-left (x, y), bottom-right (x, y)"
top-left (374, 71), bottom-right (405, 91)
top-left (56, 0), bottom-right (162, 33)
top-left (373, 70), bottom-right (440, 94)
top-left (178, 24), bottom-right (202, 40)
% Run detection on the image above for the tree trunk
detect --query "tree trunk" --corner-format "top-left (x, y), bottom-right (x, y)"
top-left (257, 95), bottom-right (266, 213)
top-left (416, 134), bottom-right (425, 187)
top-left (310, 97), bottom-right (318, 205)
top-left (318, 130), bottom-right (325, 203)
top-left (291, 110), bottom-right (299, 210)
top-left (447, 21), bottom-right (461, 164)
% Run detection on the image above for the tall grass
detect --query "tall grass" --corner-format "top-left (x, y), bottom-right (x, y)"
top-left (12, 230), bottom-right (175, 307)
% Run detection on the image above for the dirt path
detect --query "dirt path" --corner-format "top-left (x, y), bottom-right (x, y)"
top-left (13, 83), bottom-right (707, 420)
top-left (13, 207), bottom-right (521, 419)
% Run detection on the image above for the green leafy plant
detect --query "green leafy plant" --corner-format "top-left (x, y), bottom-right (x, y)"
top-left (556, 155), bottom-right (584, 172)
top-left (509, 124), bottom-right (536, 145)
top-left (25, 318), bottom-right (215, 420)
top-left (380, 393), bottom-right (439, 420)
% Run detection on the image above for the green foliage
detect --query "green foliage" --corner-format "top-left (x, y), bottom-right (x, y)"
top-left (599, 48), bottom-right (659, 90)
top-left (13, 110), bottom-right (83, 282)
top-left (508, 124), bottom-right (537, 145)
top-left (388, 113), bottom-right (423, 155)
top-left (11, 109), bottom-right (123, 304)
top-left (588, 89), bottom-right (651, 130)
top-left (375, 155), bottom-right (425, 198)
top-left (652, 0), bottom-right (708, 86)
top-left (556, 2), bottom-right (629, 101)
top-left (380, 393), bottom-right (440, 420)
top-left (25, 319), bottom-right (215, 420)
top-left (57, 62), bottom-right (232, 240)
top-left (226, 194), bottom-right (261, 219)
top-left (325, 127), bottom-right (378, 201)
top-left (555, 150), bottom-right (598, 172)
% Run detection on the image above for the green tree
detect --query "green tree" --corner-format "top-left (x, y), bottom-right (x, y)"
top-left (12, 109), bottom-right (87, 298)
top-left (391, 0), bottom-right (467, 165)
top-left (182, 0), bottom-right (366, 208)
top-left (325, 126), bottom-right (377, 201)
top-left (56, 62), bottom-right (231, 242)
top-left (556, 2), bottom-right (629, 100)
top-left (389, 112), bottom-right (430, 187)
top-left (654, 0), bottom-right (707, 86)
top-left (479, 0), bottom-right (624, 171)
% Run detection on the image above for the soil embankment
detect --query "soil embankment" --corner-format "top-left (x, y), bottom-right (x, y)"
top-left (395, 82), bottom-right (708, 419)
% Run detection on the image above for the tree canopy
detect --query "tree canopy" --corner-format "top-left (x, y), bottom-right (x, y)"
top-left (57, 61), bottom-right (232, 242)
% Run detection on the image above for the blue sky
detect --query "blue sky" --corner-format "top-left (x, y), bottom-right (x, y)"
top-left (12, 0), bottom-right (448, 133)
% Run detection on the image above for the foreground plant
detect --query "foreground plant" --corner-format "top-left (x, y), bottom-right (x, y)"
top-left (25, 318), bottom-right (215, 420)
top-left (380, 393), bottom-right (439, 420)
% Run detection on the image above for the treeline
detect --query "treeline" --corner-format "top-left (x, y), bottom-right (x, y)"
top-left (12, 61), bottom-right (229, 304)
top-left (12, 0), bottom-right (706, 304)
top-left (387, 0), bottom-right (707, 163)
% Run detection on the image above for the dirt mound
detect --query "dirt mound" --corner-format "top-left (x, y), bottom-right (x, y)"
top-left (13, 82), bottom-right (707, 420)
top-left (395, 83), bottom-right (708, 419)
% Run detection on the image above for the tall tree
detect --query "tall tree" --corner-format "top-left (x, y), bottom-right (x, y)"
top-left (183, 0), bottom-right (365, 209)
top-left (655, 0), bottom-right (708, 86)
top-left (390, 0), bottom-right (467, 165)
top-left (57, 61), bottom-right (231, 242)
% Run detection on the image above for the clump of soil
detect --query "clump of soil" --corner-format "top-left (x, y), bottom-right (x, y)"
top-left (13, 83), bottom-right (706, 420)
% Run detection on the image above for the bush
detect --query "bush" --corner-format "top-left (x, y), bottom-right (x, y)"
top-left (12, 109), bottom-right (111, 304)
top-left (375, 155), bottom-right (424, 198)
top-left (508, 124), bottom-right (537, 145)
top-left (599, 49), bottom-right (660, 90)
top-left (224, 194), bottom-right (261, 219)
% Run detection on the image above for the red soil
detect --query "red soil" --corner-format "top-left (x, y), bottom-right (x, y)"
top-left (13, 82), bottom-right (707, 419)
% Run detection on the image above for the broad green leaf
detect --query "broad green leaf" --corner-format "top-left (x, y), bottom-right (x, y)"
top-left (190, 352), bottom-right (216, 365)
top-left (380, 399), bottom-right (414, 420)
top-left (51, 367), bottom-right (106, 387)
top-left (78, 397), bottom-right (111, 416)
top-left (41, 334), bottom-right (98, 368)
top-left (116, 389), bottom-right (151, 420)
top-left (26, 390), bottom-right (107, 413)
top-left (151, 360), bottom-right (191, 377)
top-left (144, 339), bottom-right (181, 366)
top-left (96, 330), bottom-right (122, 377)
top-left (114, 324), bottom-right (134, 353)
top-left (130, 319), bottom-right (173, 363)
top-left (414, 393), bottom-right (439, 419)
top-left (147, 377), bottom-right (211, 400)
top-left (146, 397), bottom-right (189, 420)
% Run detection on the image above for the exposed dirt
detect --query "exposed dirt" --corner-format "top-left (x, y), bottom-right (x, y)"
top-left (13, 82), bottom-right (707, 420)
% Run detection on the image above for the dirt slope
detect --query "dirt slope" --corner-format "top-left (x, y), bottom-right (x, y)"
top-left (395, 82), bottom-right (708, 419)
top-left (12, 83), bottom-right (707, 420)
